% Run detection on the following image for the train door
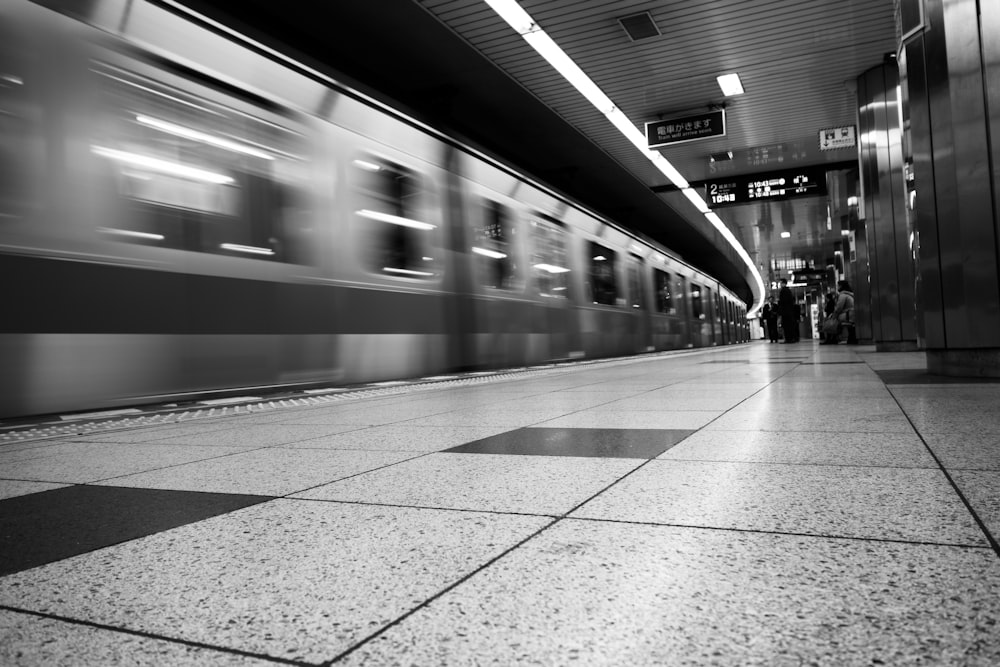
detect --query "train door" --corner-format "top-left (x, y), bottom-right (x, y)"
top-left (690, 281), bottom-right (707, 347)
top-left (626, 254), bottom-right (651, 352)
top-left (676, 274), bottom-right (691, 347)
top-left (528, 213), bottom-right (575, 361)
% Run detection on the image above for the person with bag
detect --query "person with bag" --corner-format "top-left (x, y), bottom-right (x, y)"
top-left (820, 290), bottom-right (839, 344)
top-left (833, 280), bottom-right (858, 344)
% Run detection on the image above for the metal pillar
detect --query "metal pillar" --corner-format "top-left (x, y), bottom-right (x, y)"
top-left (898, 0), bottom-right (1000, 376)
top-left (857, 60), bottom-right (919, 351)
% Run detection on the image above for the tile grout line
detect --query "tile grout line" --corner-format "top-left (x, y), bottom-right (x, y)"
top-left (562, 514), bottom-right (996, 551)
top-left (0, 604), bottom-right (314, 666)
top-left (887, 386), bottom-right (1000, 559)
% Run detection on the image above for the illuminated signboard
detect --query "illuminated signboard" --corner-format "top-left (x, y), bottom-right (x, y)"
top-left (818, 126), bottom-right (856, 151)
top-left (704, 166), bottom-right (828, 208)
top-left (646, 110), bottom-right (725, 148)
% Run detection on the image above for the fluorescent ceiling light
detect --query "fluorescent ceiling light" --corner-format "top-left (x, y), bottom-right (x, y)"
top-left (716, 73), bottom-right (744, 96)
top-left (533, 263), bottom-right (570, 274)
top-left (221, 243), bottom-right (275, 255)
top-left (472, 246), bottom-right (508, 259)
top-left (357, 209), bottom-right (437, 230)
top-left (92, 146), bottom-right (234, 184)
top-left (483, 0), bottom-right (764, 313)
top-left (98, 227), bottom-right (165, 241)
top-left (353, 159), bottom-right (383, 172)
top-left (136, 115), bottom-right (273, 160)
top-left (383, 267), bottom-right (435, 277)
top-left (682, 188), bottom-right (711, 213)
top-left (780, 231), bottom-right (791, 238)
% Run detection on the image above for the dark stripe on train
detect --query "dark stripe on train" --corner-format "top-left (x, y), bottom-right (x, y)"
top-left (4, 254), bottom-right (600, 335)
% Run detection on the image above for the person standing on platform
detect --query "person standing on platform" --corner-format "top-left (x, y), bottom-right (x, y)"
top-left (778, 278), bottom-right (796, 343)
top-left (762, 296), bottom-right (779, 342)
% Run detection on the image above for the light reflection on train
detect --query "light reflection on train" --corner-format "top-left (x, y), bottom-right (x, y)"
top-left (0, 0), bottom-right (748, 419)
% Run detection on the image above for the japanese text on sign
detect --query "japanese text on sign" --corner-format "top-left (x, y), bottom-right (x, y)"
top-left (646, 110), bottom-right (726, 148)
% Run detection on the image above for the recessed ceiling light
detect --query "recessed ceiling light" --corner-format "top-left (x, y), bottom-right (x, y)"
top-left (716, 73), bottom-right (744, 96)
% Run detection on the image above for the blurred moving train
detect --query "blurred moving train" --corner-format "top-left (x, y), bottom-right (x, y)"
top-left (0, 0), bottom-right (749, 419)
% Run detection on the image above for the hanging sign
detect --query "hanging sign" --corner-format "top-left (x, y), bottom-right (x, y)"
top-left (818, 126), bottom-right (856, 151)
top-left (646, 110), bottom-right (726, 148)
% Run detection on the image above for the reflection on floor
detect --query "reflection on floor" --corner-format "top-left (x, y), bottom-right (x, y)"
top-left (1, 342), bottom-right (999, 665)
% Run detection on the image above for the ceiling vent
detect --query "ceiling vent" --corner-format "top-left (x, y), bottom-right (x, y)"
top-left (618, 12), bottom-right (660, 41)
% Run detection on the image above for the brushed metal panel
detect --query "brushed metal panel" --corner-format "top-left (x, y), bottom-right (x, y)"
top-left (923, 0), bottom-right (964, 346)
top-left (882, 69), bottom-right (919, 342)
top-left (941, 0), bottom-right (1000, 347)
top-left (901, 37), bottom-right (946, 347)
top-left (982, 0), bottom-right (1000, 325)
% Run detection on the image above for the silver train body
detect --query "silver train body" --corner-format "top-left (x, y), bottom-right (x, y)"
top-left (0, 0), bottom-right (748, 419)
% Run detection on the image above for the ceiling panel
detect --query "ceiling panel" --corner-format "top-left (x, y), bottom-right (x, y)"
top-left (420, 0), bottom-right (897, 297)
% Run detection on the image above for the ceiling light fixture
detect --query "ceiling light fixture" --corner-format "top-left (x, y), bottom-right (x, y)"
top-left (780, 231), bottom-right (791, 238)
top-left (716, 73), bottom-right (745, 96)
top-left (482, 0), bottom-right (764, 315)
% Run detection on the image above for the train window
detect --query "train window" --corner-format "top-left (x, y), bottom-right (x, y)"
top-left (354, 157), bottom-right (438, 279)
top-left (91, 64), bottom-right (311, 263)
top-left (654, 270), bottom-right (674, 314)
top-left (627, 256), bottom-right (644, 309)
top-left (0, 35), bottom-right (35, 222)
top-left (529, 217), bottom-right (569, 298)
top-left (675, 274), bottom-right (687, 315)
top-left (588, 242), bottom-right (617, 306)
top-left (691, 283), bottom-right (704, 320)
top-left (473, 199), bottom-right (518, 289)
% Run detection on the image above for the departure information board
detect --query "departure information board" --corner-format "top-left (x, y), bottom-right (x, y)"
top-left (704, 166), bottom-right (828, 208)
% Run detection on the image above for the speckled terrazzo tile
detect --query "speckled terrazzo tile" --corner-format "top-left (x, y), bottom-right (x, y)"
top-left (1, 442), bottom-right (252, 484)
top-left (71, 420), bottom-right (245, 443)
top-left (493, 394), bottom-right (636, 412)
top-left (762, 382), bottom-right (893, 398)
top-left (0, 500), bottom-right (549, 663)
top-left (338, 519), bottom-right (1000, 667)
top-left (659, 430), bottom-right (937, 467)
top-left (591, 395), bottom-right (749, 411)
top-left (705, 409), bottom-right (914, 433)
top-left (537, 411), bottom-right (721, 430)
top-left (408, 408), bottom-right (571, 427)
top-left (0, 479), bottom-right (68, 500)
top-left (950, 470), bottom-right (1000, 538)
top-left (94, 448), bottom-right (419, 496)
top-left (922, 432), bottom-right (1000, 470)
top-left (572, 460), bottom-right (985, 544)
top-left (898, 407), bottom-right (1000, 434)
top-left (0, 440), bottom-right (87, 464)
top-left (293, 453), bottom-right (641, 515)
top-left (730, 396), bottom-right (901, 414)
top-left (276, 403), bottom-right (452, 425)
top-left (276, 424), bottom-right (514, 452)
top-left (151, 423), bottom-right (363, 447)
top-left (0, 610), bottom-right (276, 667)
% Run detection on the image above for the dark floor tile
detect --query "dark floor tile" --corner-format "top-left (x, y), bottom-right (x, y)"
top-left (444, 427), bottom-right (694, 459)
top-left (0, 485), bottom-right (270, 576)
top-left (876, 369), bottom-right (1000, 385)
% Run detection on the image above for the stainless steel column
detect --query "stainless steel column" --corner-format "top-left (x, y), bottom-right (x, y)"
top-left (857, 60), bottom-right (919, 351)
top-left (899, 0), bottom-right (1000, 376)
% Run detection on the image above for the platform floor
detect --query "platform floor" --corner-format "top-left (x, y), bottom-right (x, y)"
top-left (2, 341), bottom-right (999, 665)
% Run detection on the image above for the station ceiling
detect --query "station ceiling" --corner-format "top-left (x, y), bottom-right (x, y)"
top-left (177, 0), bottom-right (899, 306)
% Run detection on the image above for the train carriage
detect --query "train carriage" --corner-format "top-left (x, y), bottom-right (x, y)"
top-left (0, 0), bottom-right (748, 419)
